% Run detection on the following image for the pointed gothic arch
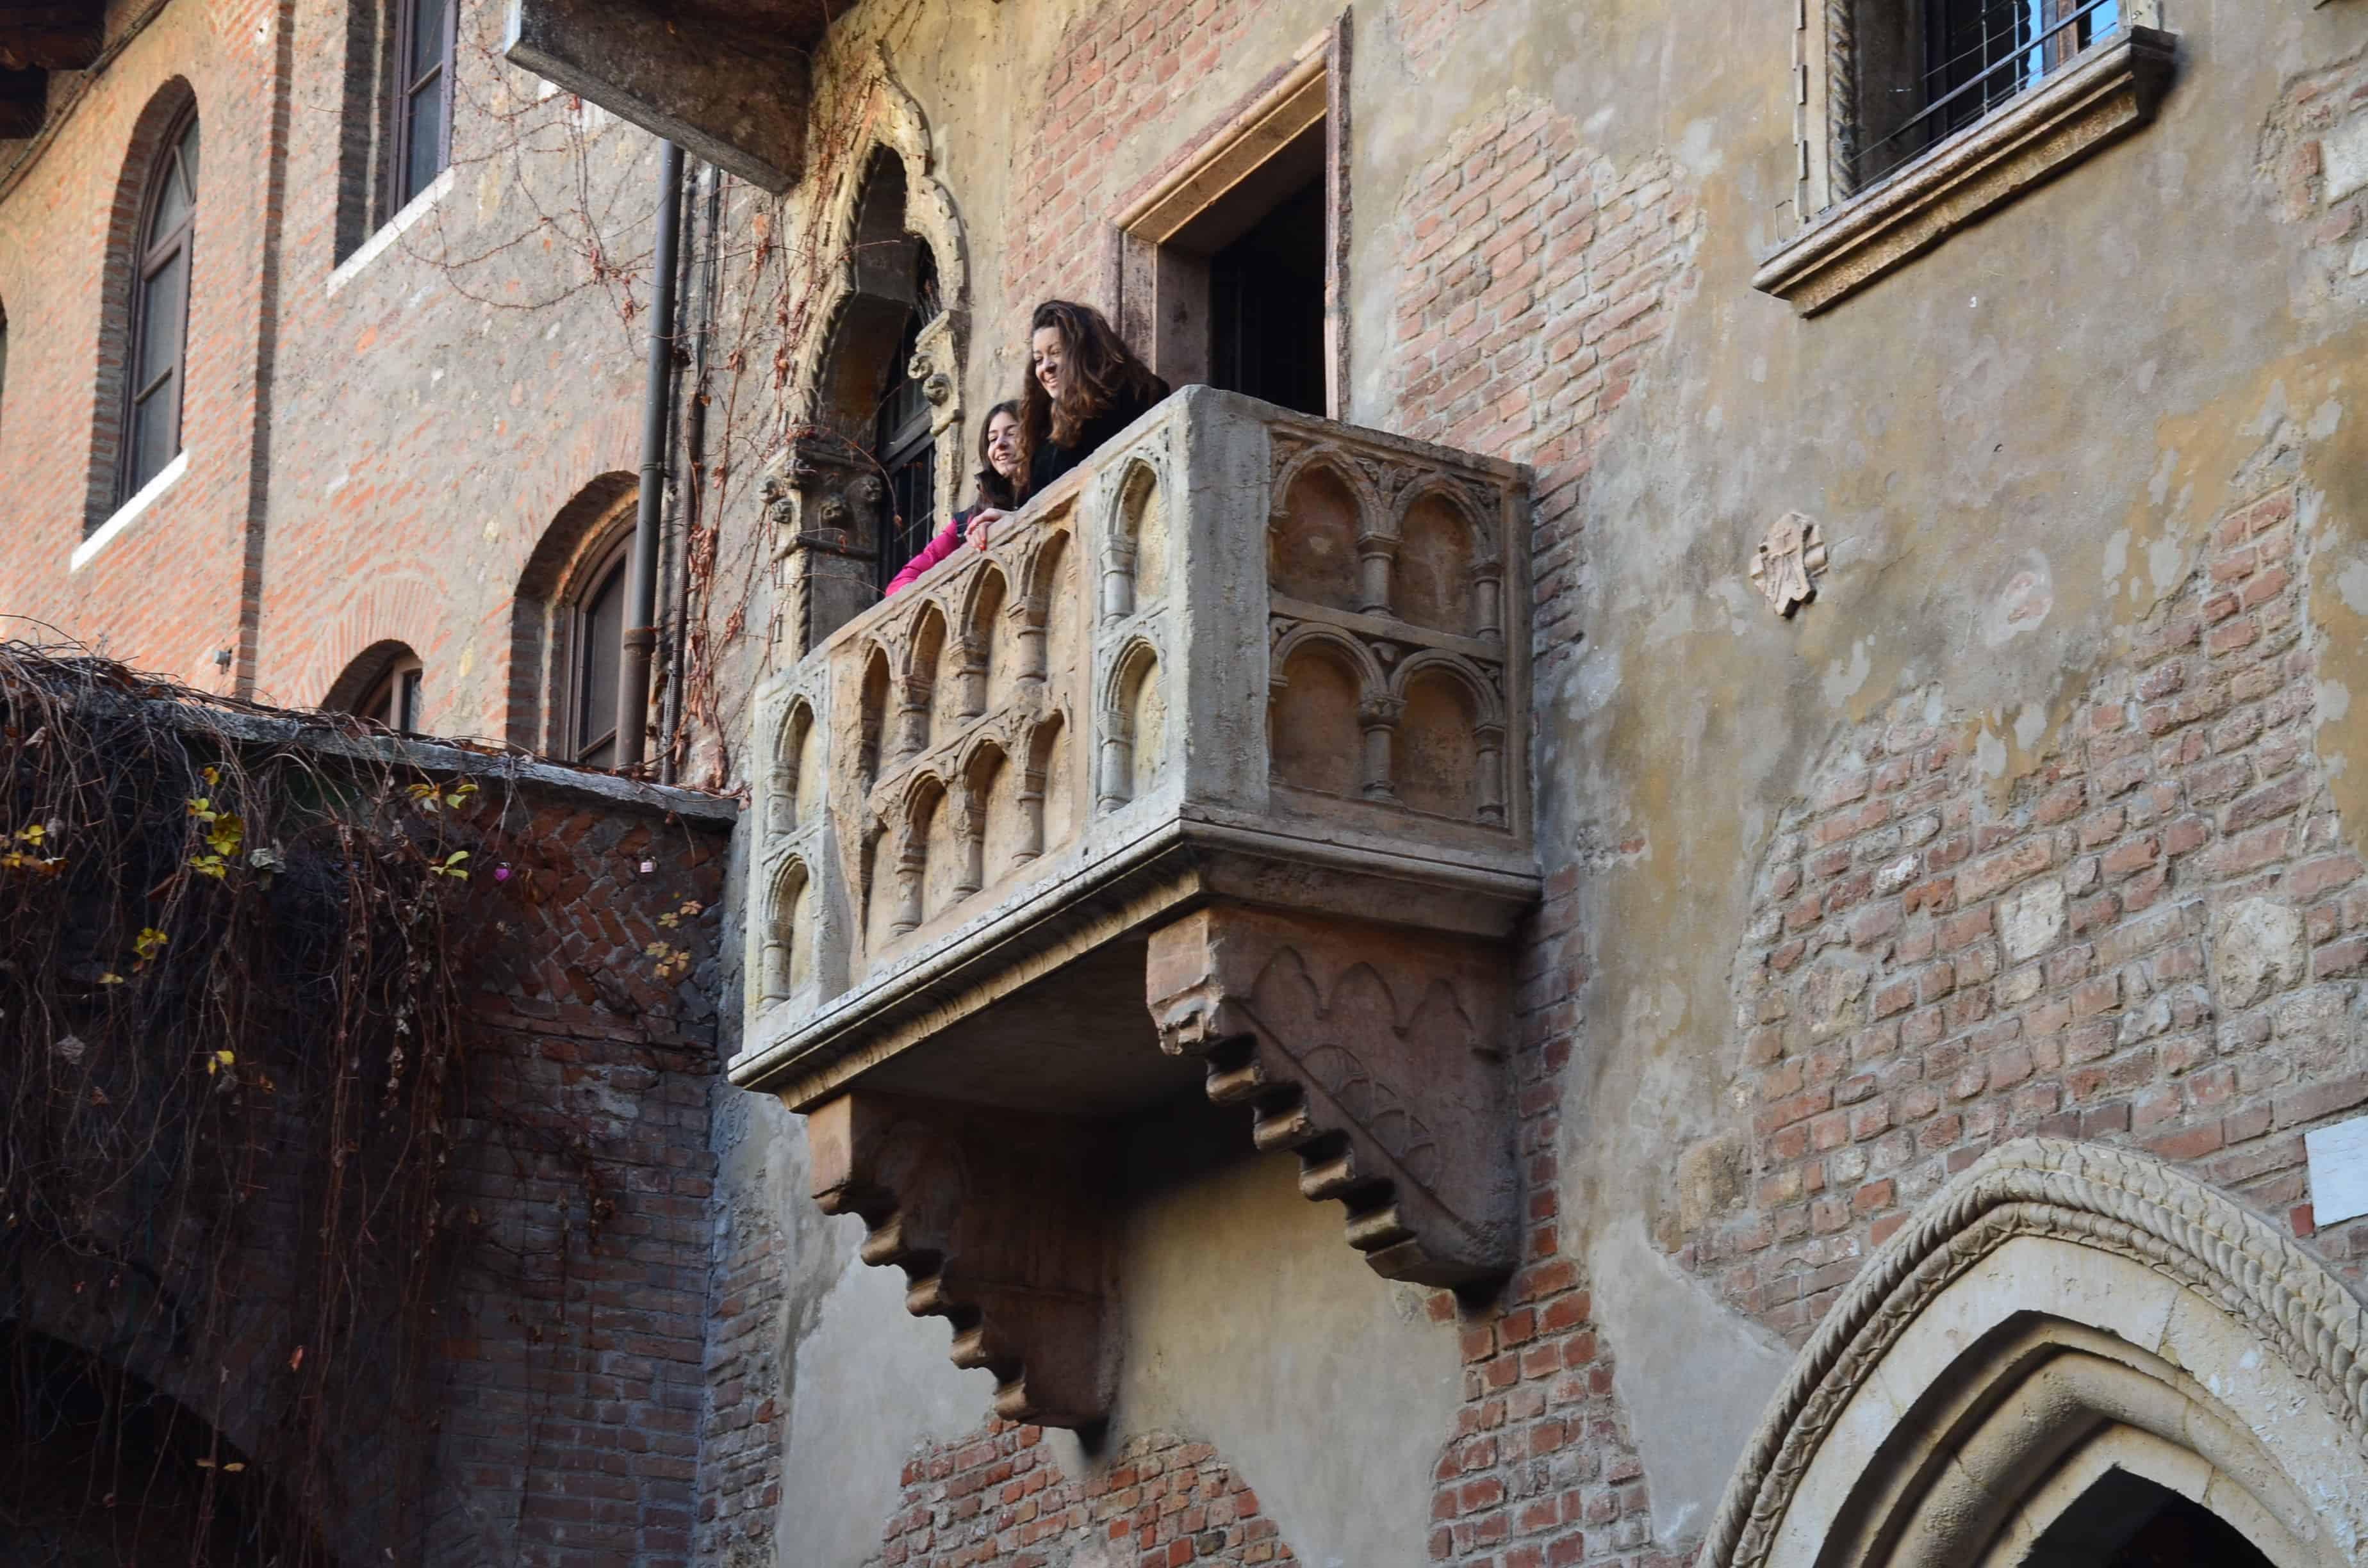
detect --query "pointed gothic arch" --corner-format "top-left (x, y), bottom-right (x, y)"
top-left (767, 52), bottom-right (974, 652)
top-left (1702, 1138), bottom-right (2368, 1568)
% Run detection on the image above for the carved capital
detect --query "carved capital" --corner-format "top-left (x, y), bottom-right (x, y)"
top-left (805, 1091), bottom-right (1115, 1428)
top-left (766, 437), bottom-right (890, 564)
top-left (1144, 906), bottom-right (1517, 1287)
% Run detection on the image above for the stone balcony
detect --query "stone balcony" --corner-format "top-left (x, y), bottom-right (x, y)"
top-left (732, 386), bottom-right (1537, 1426)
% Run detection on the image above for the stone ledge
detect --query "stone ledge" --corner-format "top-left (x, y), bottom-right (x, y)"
top-left (1754, 27), bottom-right (2176, 316)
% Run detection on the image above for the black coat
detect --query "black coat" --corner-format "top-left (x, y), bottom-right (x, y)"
top-left (1026, 380), bottom-right (1171, 496)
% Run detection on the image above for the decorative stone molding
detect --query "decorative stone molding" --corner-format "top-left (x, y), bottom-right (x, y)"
top-left (802, 53), bottom-right (969, 505)
top-left (1755, 26), bottom-right (2176, 314)
top-left (763, 437), bottom-right (887, 653)
top-left (805, 1091), bottom-right (1115, 1428)
top-left (1700, 1138), bottom-right (2368, 1568)
top-left (1748, 512), bottom-right (1825, 617)
top-left (1145, 906), bottom-right (1517, 1287)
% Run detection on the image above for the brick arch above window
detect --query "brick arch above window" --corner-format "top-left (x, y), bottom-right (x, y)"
top-left (86, 79), bottom-right (201, 535)
top-left (325, 639), bottom-right (425, 735)
top-left (507, 472), bottom-right (638, 757)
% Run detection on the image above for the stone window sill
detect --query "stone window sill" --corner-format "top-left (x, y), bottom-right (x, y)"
top-left (1754, 26), bottom-right (2176, 315)
top-left (327, 166), bottom-right (457, 297)
top-left (73, 450), bottom-right (187, 572)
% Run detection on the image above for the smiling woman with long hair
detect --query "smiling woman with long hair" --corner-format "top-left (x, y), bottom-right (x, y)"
top-left (1014, 300), bottom-right (1169, 497)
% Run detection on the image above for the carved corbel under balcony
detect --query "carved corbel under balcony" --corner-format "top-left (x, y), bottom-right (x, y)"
top-left (1144, 905), bottom-right (1517, 1288)
top-left (805, 1092), bottom-right (1115, 1428)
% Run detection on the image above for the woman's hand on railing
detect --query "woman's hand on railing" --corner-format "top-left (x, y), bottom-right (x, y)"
top-left (966, 509), bottom-right (1009, 552)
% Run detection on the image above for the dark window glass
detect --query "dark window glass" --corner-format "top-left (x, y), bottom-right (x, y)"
top-left (391, 0), bottom-right (454, 210)
top-left (571, 547), bottom-right (628, 767)
top-left (122, 112), bottom-right (199, 503)
top-left (1210, 174), bottom-right (1327, 419)
top-left (1, 303), bottom-right (11, 443)
top-left (875, 307), bottom-right (937, 594)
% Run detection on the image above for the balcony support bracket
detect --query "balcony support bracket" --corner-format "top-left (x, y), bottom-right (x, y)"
top-left (805, 1091), bottom-right (1116, 1430)
top-left (1146, 904), bottom-right (1518, 1289)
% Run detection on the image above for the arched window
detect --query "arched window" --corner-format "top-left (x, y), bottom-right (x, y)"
top-left (505, 474), bottom-right (637, 758)
top-left (329, 641), bottom-right (425, 735)
top-left (122, 108), bottom-right (199, 503)
top-left (812, 149), bottom-right (945, 599)
top-left (389, 0), bottom-right (455, 211)
top-left (356, 653), bottom-right (424, 734)
top-left (566, 534), bottom-right (630, 767)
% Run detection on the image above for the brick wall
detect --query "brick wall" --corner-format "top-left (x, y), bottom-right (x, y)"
top-left (1381, 91), bottom-right (1699, 698)
top-left (860, 1423), bottom-right (1294, 1567)
top-left (1387, 0), bottom-right (1489, 76)
top-left (1679, 479), bottom-right (2368, 1341)
top-left (695, 1099), bottom-right (790, 1565)
top-left (425, 778), bottom-right (730, 1564)
top-left (3, 734), bottom-right (734, 1567)
top-left (0, 0), bottom-right (655, 738)
top-left (0, 3), bottom-right (274, 692)
top-left (1374, 89), bottom-right (1710, 1568)
top-left (1013, 0), bottom-right (1268, 331)
top-left (1416, 872), bottom-right (1670, 1568)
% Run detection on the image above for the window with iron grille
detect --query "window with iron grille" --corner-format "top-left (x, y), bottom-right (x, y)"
top-left (1758, 0), bottom-right (2170, 311)
top-left (873, 309), bottom-right (937, 596)
top-left (872, 247), bottom-right (942, 596)
top-left (1841, 0), bottom-right (2125, 197)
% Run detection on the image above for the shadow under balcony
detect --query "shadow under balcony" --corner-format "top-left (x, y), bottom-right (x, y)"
top-left (736, 386), bottom-right (1537, 1427)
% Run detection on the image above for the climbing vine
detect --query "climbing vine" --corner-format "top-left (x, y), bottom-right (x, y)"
top-left (0, 643), bottom-right (498, 1562)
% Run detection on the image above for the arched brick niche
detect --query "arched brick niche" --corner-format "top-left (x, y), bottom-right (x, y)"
top-left (1702, 1139), bottom-right (2368, 1568)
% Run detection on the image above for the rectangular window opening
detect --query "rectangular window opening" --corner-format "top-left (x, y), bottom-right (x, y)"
top-left (1113, 22), bottom-right (1347, 421)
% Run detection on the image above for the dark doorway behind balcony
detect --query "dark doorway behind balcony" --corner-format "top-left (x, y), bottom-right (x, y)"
top-left (1210, 174), bottom-right (1327, 418)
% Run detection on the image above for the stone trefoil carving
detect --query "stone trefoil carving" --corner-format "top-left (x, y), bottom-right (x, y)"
top-left (1750, 511), bottom-right (1826, 617)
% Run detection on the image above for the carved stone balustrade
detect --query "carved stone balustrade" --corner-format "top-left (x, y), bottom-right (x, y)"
top-left (735, 386), bottom-right (1537, 1426)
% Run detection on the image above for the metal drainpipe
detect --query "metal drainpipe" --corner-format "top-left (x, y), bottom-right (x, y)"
top-left (616, 138), bottom-right (685, 773)
top-left (657, 162), bottom-right (723, 787)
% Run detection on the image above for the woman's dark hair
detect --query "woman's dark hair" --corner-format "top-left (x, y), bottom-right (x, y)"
top-left (973, 400), bottom-right (1022, 511)
top-left (1015, 300), bottom-right (1164, 486)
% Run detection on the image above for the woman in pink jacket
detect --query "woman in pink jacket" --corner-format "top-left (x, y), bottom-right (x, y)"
top-left (884, 402), bottom-right (1023, 596)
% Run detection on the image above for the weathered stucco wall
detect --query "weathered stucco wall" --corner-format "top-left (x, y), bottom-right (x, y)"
top-left (13, 0), bottom-right (2368, 1559)
top-left (717, 1), bottom-right (2368, 1564)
